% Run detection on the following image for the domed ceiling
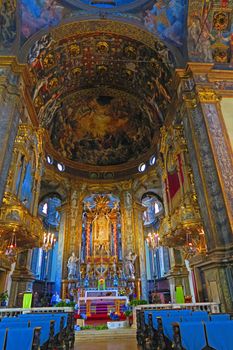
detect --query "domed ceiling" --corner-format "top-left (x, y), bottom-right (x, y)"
top-left (27, 21), bottom-right (175, 174)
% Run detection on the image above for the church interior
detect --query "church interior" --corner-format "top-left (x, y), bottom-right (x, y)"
top-left (0, 0), bottom-right (233, 349)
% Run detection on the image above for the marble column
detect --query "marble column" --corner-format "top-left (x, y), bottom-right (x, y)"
top-left (0, 66), bottom-right (22, 204)
top-left (166, 249), bottom-right (190, 303)
top-left (177, 66), bottom-right (233, 311)
top-left (9, 250), bottom-right (35, 307)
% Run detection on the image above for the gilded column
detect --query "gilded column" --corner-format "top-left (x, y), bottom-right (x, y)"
top-left (57, 203), bottom-right (67, 295)
top-left (0, 63), bottom-right (23, 204)
top-left (133, 202), bottom-right (148, 301)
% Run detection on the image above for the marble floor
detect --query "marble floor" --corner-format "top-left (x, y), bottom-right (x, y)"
top-left (75, 339), bottom-right (139, 350)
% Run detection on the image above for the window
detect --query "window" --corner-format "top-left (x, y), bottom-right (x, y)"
top-left (47, 155), bottom-right (53, 165)
top-left (149, 155), bottom-right (156, 166)
top-left (138, 162), bottom-right (146, 172)
top-left (57, 162), bottom-right (65, 172)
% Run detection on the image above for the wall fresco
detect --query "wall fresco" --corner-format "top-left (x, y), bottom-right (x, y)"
top-left (143, 0), bottom-right (187, 47)
top-left (21, 0), bottom-right (64, 40)
top-left (188, 0), bottom-right (233, 64)
top-left (0, 0), bottom-right (16, 48)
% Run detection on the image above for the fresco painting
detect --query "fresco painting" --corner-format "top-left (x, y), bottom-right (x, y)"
top-left (142, 194), bottom-right (163, 226)
top-left (21, 0), bottom-right (64, 39)
top-left (188, 0), bottom-right (233, 64)
top-left (50, 95), bottom-right (155, 166)
top-left (143, 0), bottom-right (187, 47)
top-left (0, 0), bottom-right (16, 48)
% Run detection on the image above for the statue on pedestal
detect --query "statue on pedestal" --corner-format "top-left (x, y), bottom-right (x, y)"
top-left (67, 252), bottom-right (79, 280)
top-left (124, 250), bottom-right (137, 279)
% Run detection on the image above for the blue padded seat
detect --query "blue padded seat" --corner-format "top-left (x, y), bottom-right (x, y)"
top-left (20, 313), bottom-right (67, 328)
top-left (144, 310), bottom-right (169, 325)
top-left (6, 327), bottom-right (35, 350)
top-left (179, 322), bottom-right (206, 350)
top-left (205, 320), bottom-right (233, 350)
top-left (0, 329), bottom-right (6, 350)
top-left (29, 321), bottom-right (52, 346)
top-left (0, 322), bottom-right (29, 328)
top-left (210, 313), bottom-right (230, 321)
top-left (190, 311), bottom-right (208, 317)
top-left (162, 318), bottom-right (181, 341)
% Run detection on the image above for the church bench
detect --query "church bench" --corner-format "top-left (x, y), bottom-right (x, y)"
top-left (4, 327), bottom-right (41, 350)
top-left (19, 312), bottom-right (72, 349)
top-left (204, 320), bottom-right (233, 350)
top-left (173, 320), bottom-right (233, 350)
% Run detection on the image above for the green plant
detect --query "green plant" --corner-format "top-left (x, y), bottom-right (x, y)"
top-left (124, 310), bottom-right (132, 317)
top-left (80, 325), bottom-right (93, 330)
top-left (0, 291), bottom-right (8, 301)
top-left (94, 324), bottom-right (108, 330)
top-left (129, 299), bottom-right (148, 307)
top-left (56, 300), bottom-right (75, 308)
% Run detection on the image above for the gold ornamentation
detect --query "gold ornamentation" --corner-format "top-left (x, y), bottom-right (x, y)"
top-left (96, 41), bottom-right (109, 53)
top-left (0, 193), bottom-right (44, 249)
top-left (198, 89), bottom-right (219, 103)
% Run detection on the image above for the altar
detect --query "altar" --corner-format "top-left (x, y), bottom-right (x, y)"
top-left (78, 294), bottom-right (128, 317)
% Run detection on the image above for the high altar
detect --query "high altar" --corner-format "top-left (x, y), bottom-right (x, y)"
top-left (61, 193), bottom-right (146, 313)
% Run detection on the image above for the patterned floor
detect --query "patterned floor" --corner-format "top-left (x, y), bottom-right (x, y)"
top-left (74, 338), bottom-right (138, 350)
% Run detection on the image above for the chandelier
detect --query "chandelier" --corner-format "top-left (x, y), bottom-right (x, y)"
top-left (146, 231), bottom-right (160, 250)
top-left (5, 229), bottom-right (17, 262)
top-left (42, 231), bottom-right (56, 253)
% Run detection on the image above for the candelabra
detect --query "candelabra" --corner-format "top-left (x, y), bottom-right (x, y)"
top-left (42, 230), bottom-right (56, 303)
top-left (146, 231), bottom-right (160, 288)
top-left (146, 231), bottom-right (160, 250)
top-left (5, 229), bottom-right (17, 262)
top-left (42, 231), bottom-right (56, 253)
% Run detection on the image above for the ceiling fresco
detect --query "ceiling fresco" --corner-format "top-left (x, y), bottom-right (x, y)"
top-left (27, 25), bottom-right (174, 168)
top-left (49, 93), bottom-right (156, 166)
top-left (28, 30), bottom-right (174, 124)
top-left (18, 0), bottom-right (188, 52)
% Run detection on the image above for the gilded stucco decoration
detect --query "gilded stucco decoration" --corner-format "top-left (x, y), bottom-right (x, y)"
top-left (158, 125), bottom-right (205, 255)
top-left (0, 125), bottom-right (45, 251)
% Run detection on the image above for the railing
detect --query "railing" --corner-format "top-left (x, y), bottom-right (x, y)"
top-left (132, 302), bottom-right (221, 329)
top-left (0, 306), bottom-right (73, 318)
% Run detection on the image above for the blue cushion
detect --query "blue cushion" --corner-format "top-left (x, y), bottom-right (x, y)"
top-left (205, 321), bottom-right (233, 350)
top-left (162, 318), bottom-right (180, 341)
top-left (6, 328), bottom-right (34, 350)
top-left (29, 321), bottom-right (51, 346)
top-left (0, 329), bottom-right (6, 350)
top-left (179, 322), bottom-right (206, 350)
top-left (210, 314), bottom-right (230, 321)
top-left (0, 323), bottom-right (29, 328)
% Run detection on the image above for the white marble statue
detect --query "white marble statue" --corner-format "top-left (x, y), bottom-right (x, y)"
top-left (124, 250), bottom-right (137, 279)
top-left (67, 252), bottom-right (79, 280)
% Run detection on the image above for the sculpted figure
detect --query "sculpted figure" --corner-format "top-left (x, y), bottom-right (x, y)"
top-left (124, 250), bottom-right (137, 279)
top-left (67, 252), bottom-right (79, 280)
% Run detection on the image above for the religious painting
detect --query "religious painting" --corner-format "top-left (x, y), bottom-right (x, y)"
top-left (143, 0), bottom-right (187, 47)
top-left (187, 0), bottom-right (233, 64)
top-left (142, 192), bottom-right (163, 226)
top-left (49, 95), bottom-right (156, 166)
top-left (20, 0), bottom-right (64, 40)
top-left (0, 0), bottom-right (16, 48)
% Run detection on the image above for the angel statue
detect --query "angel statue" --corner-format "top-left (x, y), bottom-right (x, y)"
top-left (67, 252), bottom-right (79, 280)
top-left (124, 250), bottom-right (137, 279)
